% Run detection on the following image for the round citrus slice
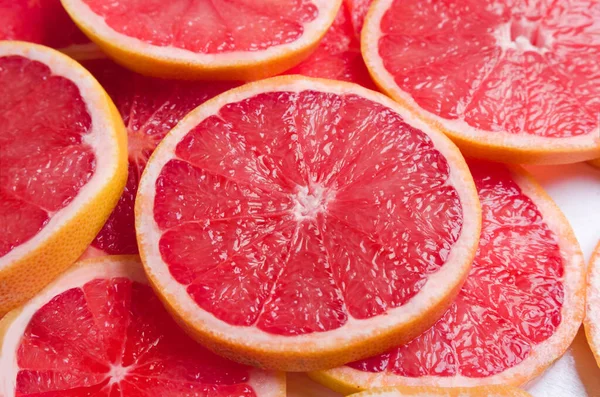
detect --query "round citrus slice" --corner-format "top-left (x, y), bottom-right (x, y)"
top-left (362, 0), bottom-right (600, 164)
top-left (135, 75), bottom-right (481, 371)
top-left (60, 0), bottom-right (342, 81)
top-left (585, 241), bottom-right (600, 367)
top-left (0, 255), bottom-right (285, 396)
top-left (348, 385), bottom-right (532, 397)
top-left (78, 59), bottom-right (237, 257)
top-left (313, 162), bottom-right (585, 392)
top-left (0, 41), bottom-right (127, 316)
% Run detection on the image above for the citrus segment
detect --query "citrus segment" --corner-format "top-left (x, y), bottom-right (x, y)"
top-left (348, 385), bottom-right (532, 397)
top-left (0, 256), bottom-right (285, 396)
top-left (61, 0), bottom-right (343, 80)
top-left (0, 42), bottom-right (127, 316)
top-left (313, 162), bottom-right (585, 391)
top-left (585, 241), bottom-right (600, 367)
top-left (362, 0), bottom-right (600, 164)
top-left (136, 76), bottom-right (481, 371)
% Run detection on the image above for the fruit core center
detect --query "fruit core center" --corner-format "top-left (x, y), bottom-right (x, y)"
top-left (496, 19), bottom-right (552, 53)
top-left (128, 130), bottom-right (157, 163)
top-left (108, 364), bottom-right (129, 384)
top-left (292, 184), bottom-right (334, 220)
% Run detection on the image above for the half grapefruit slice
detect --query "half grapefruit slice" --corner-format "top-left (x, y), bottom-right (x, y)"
top-left (0, 42), bottom-right (127, 315)
top-left (0, 255), bottom-right (285, 396)
top-left (348, 385), bottom-right (532, 397)
top-left (136, 75), bottom-right (481, 371)
top-left (362, 0), bottom-right (600, 164)
top-left (80, 59), bottom-right (236, 256)
top-left (313, 162), bottom-right (585, 392)
top-left (61, 0), bottom-right (342, 80)
top-left (585, 241), bottom-right (600, 367)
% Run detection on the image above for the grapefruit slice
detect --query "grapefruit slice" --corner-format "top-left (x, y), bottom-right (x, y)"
top-left (362, 0), bottom-right (600, 164)
top-left (0, 42), bottom-right (127, 316)
top-left (348, 385), bottom-right (532, 397)
top-left (313, 162), bottom-right (585, 392)
top-left (585, 241), bottom-right (600, 367)
top-left (286, 0), bottom-right (375, 88)
top-left (79, 59), bottom-right (237, 257)
top-left (135, 75), bottom-right (482, 371)
top-left (0, 255), bottom-right (285, 396)
top-left (61, 0), bottom-right (342, 81)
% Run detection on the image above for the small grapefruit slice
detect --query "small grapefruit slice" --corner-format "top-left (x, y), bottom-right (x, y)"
top-left (585, 241), bottom-right (600, 367)
top-left (313, 162), bottom-right (585, 392)
top-left (135, 75), bottom-right (481, 371)
top-left (348, 385), bottom-right (532, 397)
top-left (79, 59), bottom-right (237, 256)
top-left (60, 0), bottom-right (342, 80)
top-left (0, 42), bottom-right (127, 315)
top-left (0, 255), bottom-right (285, 396)
top-left (362, 0), bottom-right (600, 164)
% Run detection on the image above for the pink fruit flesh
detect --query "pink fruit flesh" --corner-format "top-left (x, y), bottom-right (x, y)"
top-left (83, 60), bottom-right (236, 255)
top-left (349, 161), bottom-right (564, 378)
top-left (154, 90), bottom-right (463, 336)
top-left (377, 0), bottom-right (599, 137)
top-left (82, 0), bottom-right (319, 54)
top-left (0, 55), bottom-right (95, 257)
top-left (15, 278), bottom-right (258, 396)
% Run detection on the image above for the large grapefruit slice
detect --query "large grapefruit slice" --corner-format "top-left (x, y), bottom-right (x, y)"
top-left (135, 75), bottom-right (482, 371)
top-left (0, 42), bottom-right (127, 316)
top-left (348, 385), bottom-right (532, 397)
top-left (0, 255), bottom-right (285, 396)
top-left (313, 162), bottom-right (585, 392)
top-left (585, 241), bottom-right (600, 367)
top-left (79, 59), bottom-right (236, 257)
top-left (362, 0), bottom-right (600, 164)
top-left (61, 0), bottom-right (342, 80)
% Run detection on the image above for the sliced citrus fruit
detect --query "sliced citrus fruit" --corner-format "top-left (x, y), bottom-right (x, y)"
top-left (135, 75), bottom-right (481, 371)
top-left (0, 41), bottom-right (127, 316)
top-left (348, 385), bottom-right (531, 397)
top-left (0, 255), bottom-right (285, 396)
top-left (313, 162), bottom-right (585, 392)
top-left (60, 0), bottom-right (342, 81)
top-left (78, 59), bottom-right (237, 257)
top-left (585, 241), bottom-right (600, 367)
top-left (362, 0), bottom-right (600, 164)
top-left (286, 0), bottom-right (375, 88)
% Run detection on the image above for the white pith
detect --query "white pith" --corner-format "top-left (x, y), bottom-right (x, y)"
top-left (0, 256), bottom-right (285, 397)
top-left (362, 0), bottom-right (600, 154)
top-left (136, 76), bottom-right (481, 354)
top-left (292, 183), bottom-right (335, 221)
top-left (585, 244), bottom-right (600, 364)
top-left (319, 169), bottom-right (586, 388)
top-left (61, 0), bottom-right (341, 67)
top-left (0, 42), bottom-right (122, 270)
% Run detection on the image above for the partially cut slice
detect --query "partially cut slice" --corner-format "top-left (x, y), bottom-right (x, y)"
top-left (313, 162), bottom-right (585, 392)
top-left (585, 241), bottom-right (600, 367)
top-left (348, 385), bottom-right (532, 397)
top-left (136, 75), bottom-right (481, 371)
top-left (0, 255), bottom-right (285, 396)
top-left (362, 0), bottom-right (600, 164)
top-left (0, 41), bottom-right (127, 315)
top-left (61, 0), bottom-right (342, 80)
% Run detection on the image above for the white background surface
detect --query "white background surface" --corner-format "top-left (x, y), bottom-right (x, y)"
top-left (287, 163), bottom-right (600, 397)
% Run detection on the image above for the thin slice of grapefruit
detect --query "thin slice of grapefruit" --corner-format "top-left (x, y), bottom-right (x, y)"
top-left (313, 162), bottom-right (585, 393)
top-left (135, 75), bottom-right (482, 371)
top-left (60, 0), bottom-right (342, 81)
top-left (0, 42), bottom-right (127, 316)
top-left (0, 255), bottom-right (285, 396)
top-left (362, 0), bottom-right (600, 164)
top-left (585, 241), bottom-right (600, 367)
top-left (79, 59), bottom-right (237, 257)
top-left (348, 385), bottom-right (532, 397)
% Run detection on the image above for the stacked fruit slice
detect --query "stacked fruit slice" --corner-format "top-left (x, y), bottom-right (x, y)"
top-left (585, 242), bottom-right (600, 367)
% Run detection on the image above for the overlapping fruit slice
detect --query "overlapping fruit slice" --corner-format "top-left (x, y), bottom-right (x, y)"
top-left (0, 256), bottom-right (285, 397)
top-left (0, 42), bottom-right (127, 315)
top-left (585, 241), bottom-right (600, 367)
top-left (80, 59), bottom-right (236, 256)
top-left (349, 385), bottom-right (532, 397)
top-left (61, 0), bottom-right (342, 80)
top-left (313, 162), bottom-right (585, 392)
top-left (135, 75), bottom-right (481, 371)
top-left (362, 0), bottom-right (600, 164)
